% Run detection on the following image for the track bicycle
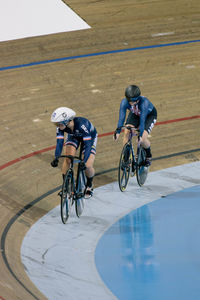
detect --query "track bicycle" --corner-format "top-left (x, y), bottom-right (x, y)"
top-left (59, 144), bottom-right (86, 224)
top-left (118, 126), bottom-right (149, 191)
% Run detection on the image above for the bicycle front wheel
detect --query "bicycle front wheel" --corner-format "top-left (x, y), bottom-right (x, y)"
top-left (118, 143), bottom-right (132, 191)
top-left (75, 169), bottom-right (86, 218)
top-left (136, 146), bottom-right (148, 187)
top-left (61, 169), bottom-right (74, 224)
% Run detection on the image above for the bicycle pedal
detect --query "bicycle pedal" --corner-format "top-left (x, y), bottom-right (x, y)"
top-left (84, 187), bottom-right (93, 199)
top-left (76, 192), bottom-right (84, 199)
top-left (144, 158), bottom-right (152, 167)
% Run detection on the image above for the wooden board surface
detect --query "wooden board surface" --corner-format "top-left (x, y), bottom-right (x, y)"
top-left (0, 0), bottom-right (200, 299)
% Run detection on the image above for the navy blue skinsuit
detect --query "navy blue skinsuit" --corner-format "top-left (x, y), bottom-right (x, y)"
top-left (54, 117), bottom-right (97, 163)
top-left (116, 96), bottom-right (155, 137)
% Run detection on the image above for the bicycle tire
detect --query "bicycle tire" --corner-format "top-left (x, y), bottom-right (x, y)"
top-left (136, 146), bottom-right (148, 187)
top-left (118, 143), bottom-right (132, 191)
top-left (60, 169), bottom-right (74, 224)
top-left (75, 169), bottom-right (86, 218)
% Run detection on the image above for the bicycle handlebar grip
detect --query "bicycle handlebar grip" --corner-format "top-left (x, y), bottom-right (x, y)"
top-left (113, 130), bottom-right (118, 140)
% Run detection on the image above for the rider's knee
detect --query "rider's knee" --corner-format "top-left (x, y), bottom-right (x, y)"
top-left (85, 163), bottom-right (94, 171)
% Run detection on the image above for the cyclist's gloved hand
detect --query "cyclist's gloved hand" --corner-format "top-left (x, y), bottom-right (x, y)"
top-left (113, 128), bottom-right (120, 141)
top-left (80, 161), bottom-right (86, 170)
top-left (51, 157), bottom-right (59, 167)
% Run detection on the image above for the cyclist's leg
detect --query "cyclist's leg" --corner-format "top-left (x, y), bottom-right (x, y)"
top-left (84, 136), bottom-right (97, 198)
top-left (124, 112), bottom-right (139, 145)
top-left (122, 113), bottom-right (139, 164)
top-left (140, 130), bottom-right (151, 149)
top-left (58, 144), bottom-right (77, 197)
top-left (139, 130), bottom-right (152, 166)
top-left (140, 111), bottom-right (157, 165)
top-left (85, 135), bottom-right (97, 178)
top-left (62, 145), bottom-right (76, 176)
top-left (62, 136), bottom-right (79, 176)
top-left (84, 154), bottom-right (95, 198)
top-left (123, 126), bottom-right (133, 146)
top-left (85, 153), bottom-right (95, 178)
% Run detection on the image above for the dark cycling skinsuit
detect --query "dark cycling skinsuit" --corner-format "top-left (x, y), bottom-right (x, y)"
top-left (116, 96), bottom-right (157, 137)
top-left (54, 117), bottom-right (97, 162)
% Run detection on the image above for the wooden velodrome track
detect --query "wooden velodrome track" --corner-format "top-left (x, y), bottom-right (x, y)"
top-left (0, 0), bottom-right (200, 299)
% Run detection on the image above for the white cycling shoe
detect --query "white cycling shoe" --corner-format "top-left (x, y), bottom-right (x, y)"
top-left (84, 186), bottom-right (93, 199)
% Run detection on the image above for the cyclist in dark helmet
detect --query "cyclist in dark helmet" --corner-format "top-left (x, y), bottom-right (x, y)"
top-left (113, 85), bottom-right (157, 166)
top-left (125, 85), bottom-right (141, 99)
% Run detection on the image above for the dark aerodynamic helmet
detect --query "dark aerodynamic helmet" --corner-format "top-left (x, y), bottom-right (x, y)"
top-left (125, 85), bottom-right (141, 101)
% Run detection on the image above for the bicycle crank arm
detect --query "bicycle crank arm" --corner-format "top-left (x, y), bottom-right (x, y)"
top-left (74, 192), bottom-right (84, 200)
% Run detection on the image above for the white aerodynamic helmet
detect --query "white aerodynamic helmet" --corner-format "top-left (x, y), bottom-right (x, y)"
top-left (51, 107), bottom-right (76, 125)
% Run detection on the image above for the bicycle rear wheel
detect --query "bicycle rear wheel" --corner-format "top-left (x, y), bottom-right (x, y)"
top-left (136, 146), bottom-right (148, 187)
top-left (118, 143), bottom-right (132, 191)
top-left (75, 169), bottom-right (86, 218)
top-left (61, 169), bottom-right (74, 224)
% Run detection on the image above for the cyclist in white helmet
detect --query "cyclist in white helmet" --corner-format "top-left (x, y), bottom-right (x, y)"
top-left (51, 107), bottom-right (97, 198)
